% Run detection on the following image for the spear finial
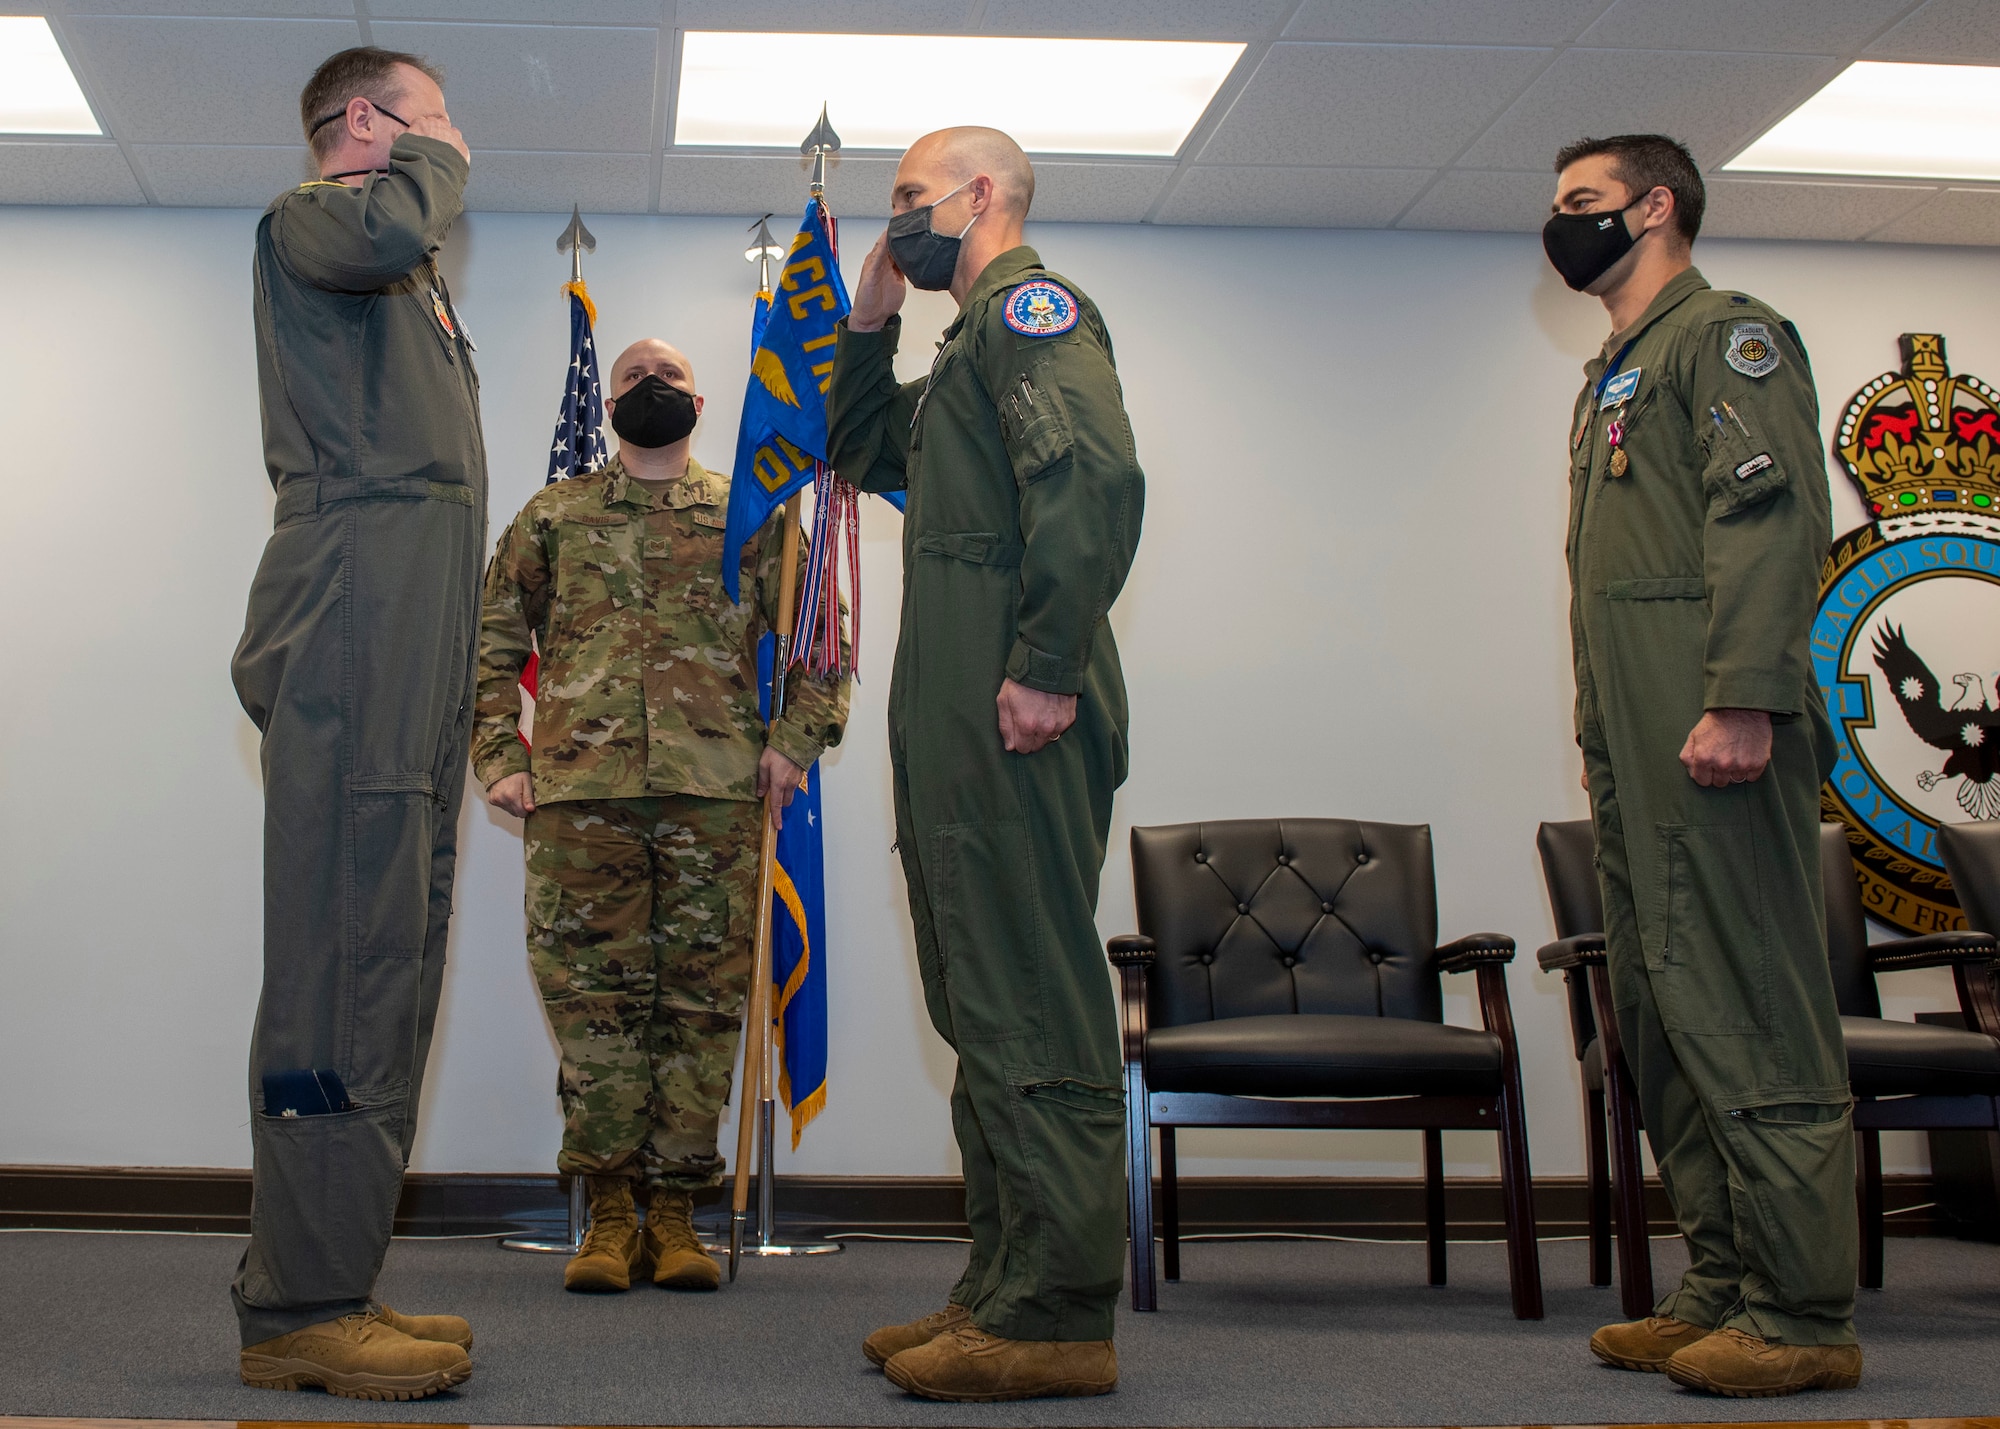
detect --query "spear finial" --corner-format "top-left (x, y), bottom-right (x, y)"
top-left (745, 212), bottom-right (783, 292)
top-left (800, 105), bottom-right (840, 201)
top-left (556, 204), bottom-right (596, 285)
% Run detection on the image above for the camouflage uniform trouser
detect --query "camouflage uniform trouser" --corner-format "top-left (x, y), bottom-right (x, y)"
top-left (524, 794), bottom-right (761, 1190)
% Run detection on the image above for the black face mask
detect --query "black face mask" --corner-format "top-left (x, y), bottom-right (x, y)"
top-left (886, 179), bottom-right (977, 292)
top-left (1542, 197), bottom-right (1644, 292)
top-left (610, 374), bottom-right (698, 448)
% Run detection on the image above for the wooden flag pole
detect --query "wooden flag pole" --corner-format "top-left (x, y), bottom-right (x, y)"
top-left (729, 493), bottom-right (804, 1280)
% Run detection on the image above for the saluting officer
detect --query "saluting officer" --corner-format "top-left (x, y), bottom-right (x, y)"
top-left (1546, 133), bottom-right (1860, 1399)
top-left (827, 126), bottom-right (1144, 1403)
top-left (230, 46), bottom-right (482, 1400)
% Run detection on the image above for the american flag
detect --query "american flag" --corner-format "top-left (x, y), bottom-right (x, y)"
top-left (522, 279), bottom-right (608, 744)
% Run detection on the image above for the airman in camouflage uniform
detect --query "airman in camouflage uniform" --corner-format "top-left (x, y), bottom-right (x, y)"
top-left (475, 339), bottom-right (848, 1293)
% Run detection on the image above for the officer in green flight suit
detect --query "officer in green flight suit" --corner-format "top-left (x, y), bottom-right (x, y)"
top-left (826, 126), bottom-right (1144, 1404)
top-left (1544, 134), bottom-right (1860, 1399)
top-left (228, 47), bottom-right (483, 1401)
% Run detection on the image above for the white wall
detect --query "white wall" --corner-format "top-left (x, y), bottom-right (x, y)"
top-left (3, 203), bottom-right (1995, 1184)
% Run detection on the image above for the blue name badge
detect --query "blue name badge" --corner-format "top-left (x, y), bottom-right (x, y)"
top-left (1599, 367), bottom-right (1642, 409)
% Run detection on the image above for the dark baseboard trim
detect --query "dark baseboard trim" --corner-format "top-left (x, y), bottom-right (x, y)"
top-left (0, 1165), bottom-right (1945, 1240)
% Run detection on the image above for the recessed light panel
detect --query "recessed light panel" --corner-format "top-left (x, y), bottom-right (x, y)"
top-left (1726, 60), bottom-right (2000, 182)
top-left (675, 31), bottom-right (1244, 157)
top-left (0, 17), bottom-right (100, 135)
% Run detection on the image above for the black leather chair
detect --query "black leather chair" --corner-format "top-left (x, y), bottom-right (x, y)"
top-left (1840, 820), bottom-right (2000, 1286)
top-left (1107, 818), bottom-right (1543, 1319)
top-left (1533, 819), bottom-right (1653, 1316)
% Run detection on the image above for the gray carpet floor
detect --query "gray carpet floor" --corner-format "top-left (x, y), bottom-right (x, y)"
top-left (1, 1229), bottom-right (1996, 1425)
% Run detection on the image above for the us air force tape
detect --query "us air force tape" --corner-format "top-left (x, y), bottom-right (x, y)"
top-left (1726, 322), bottom-right (1780, 378)
top-left (1002, 279), bottom-right (1079, 338)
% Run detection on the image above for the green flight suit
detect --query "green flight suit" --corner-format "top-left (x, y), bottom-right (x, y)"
top-left (1568, 267), bottom-right (1856, 1345)
top-left (827, 247), bottom-right (1143, 1341)
top-left (228, 135), bottom-right (486, 1347)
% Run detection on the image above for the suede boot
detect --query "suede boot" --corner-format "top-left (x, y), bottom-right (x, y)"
top-left (1665, 1326), bottom-right (1863, 1398)
top-left (884, 1325), bottom-right (1116, 1402)
top-left (644, 1188), bottom-right (720, 1291)
top-left (864, 1304), bottom-right (972, 1368)
top-left (1589, 1315), bottom-right (1712, 1371)
top-left (240, 1309), bottom-right (471, 1401)
top-left (564, 1176), bottom-right (646, 1293)
top-left (375, 1304), bottom-right (473, 1350)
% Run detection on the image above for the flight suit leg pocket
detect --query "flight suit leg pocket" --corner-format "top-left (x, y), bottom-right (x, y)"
top-left (242, 1099), bottom-right (404, 1312)
top-left (934, 819), bottom-right (1043, 1043)
top-left (1652, 821), bottom-right (1771, 1035)
top-left (348, 774), bottom-right (437, 958)
top-left (1003, 1064), bottom-right (1127, 1333)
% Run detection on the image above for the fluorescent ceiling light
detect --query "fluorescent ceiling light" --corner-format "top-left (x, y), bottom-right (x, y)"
top-left (1725, 60), bottom-right (2000, 182)
top-left (0, 17), bottom-right (99, 135)
top-left (675, 31), bottom-right (1243, 157)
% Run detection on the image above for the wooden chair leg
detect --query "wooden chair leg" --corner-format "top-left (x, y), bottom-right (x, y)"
top-left (1423, 1127), bottom-right (1446, 1286)
top-left (1590, 963), bottom-right (1655, 1319)
top-left (1858, 1124), bottom-right (1884, 1290)
top-left (1125, 1081), bottom-right (1156, 1311)
top-left (1586, 1086), bottom-right (1612, 1287)
top-left (1160, 1126), bottom-right (1181, 1283)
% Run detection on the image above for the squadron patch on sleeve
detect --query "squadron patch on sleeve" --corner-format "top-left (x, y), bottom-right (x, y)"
top-left (1002, 279), bottom-right (1080, 338)
top-left (1726, 321), bottom-right (1781, 378)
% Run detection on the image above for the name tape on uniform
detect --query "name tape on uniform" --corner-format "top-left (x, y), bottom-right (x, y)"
top-left (1599, 367), bottom-right (1642, 408)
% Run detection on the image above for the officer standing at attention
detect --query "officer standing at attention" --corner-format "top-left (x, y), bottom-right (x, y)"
top-left (827, 126), bottom-right (1143, 1404)
top-left (1546, 134), bottom-right (1859, 1398)
top-left (474, 339), bottom-right (849, 1297)
top-left (229, 47), bottom-right (483, 1400)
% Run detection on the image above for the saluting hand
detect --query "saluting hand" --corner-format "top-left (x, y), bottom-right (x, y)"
top-left (406, 111), bottom-right (469, 164)
top-left (1681, 708), bottom-right (1773, 788)
top-left (847, 231), bottom-right (906, 333)
top-left (998, 678), bottom-right (1077, 755)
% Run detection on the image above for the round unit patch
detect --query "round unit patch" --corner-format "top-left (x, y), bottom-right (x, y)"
top-left (1002, 279), bottom-right (1079, 338)
top-left (1726, 321), bottom-right (1780, 378)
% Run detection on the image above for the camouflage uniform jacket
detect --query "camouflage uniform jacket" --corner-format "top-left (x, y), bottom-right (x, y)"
top-left (472, 454), bottom-right (848, 805)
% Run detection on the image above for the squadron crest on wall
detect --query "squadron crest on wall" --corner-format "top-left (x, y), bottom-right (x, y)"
top-left (1814, 334), bottom-right (2000, 933)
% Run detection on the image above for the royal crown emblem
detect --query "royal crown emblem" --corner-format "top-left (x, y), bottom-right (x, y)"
top-left (1834, 333), bottom-right (2000, 541)
top-left (1817, 334), bottom-right (2000, 935)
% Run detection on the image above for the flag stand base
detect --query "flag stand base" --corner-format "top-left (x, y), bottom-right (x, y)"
top-left (500, 1173), bottom-right (586, 1254)
top-left (744, 1094), bottom-right (844, 1258)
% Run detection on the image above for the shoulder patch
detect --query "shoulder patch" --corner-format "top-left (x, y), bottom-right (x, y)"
top-left (1726, 321), bottom-right (1781, 379)
top-left (1002, 279), bottom-right (1080, 338)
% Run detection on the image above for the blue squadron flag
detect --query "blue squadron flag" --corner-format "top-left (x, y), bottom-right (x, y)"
top-left (759, 632), bottom-right (829, 1144)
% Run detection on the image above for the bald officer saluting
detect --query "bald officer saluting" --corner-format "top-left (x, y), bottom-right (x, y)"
top-left (827, 127), bottom-right (1144, 1403)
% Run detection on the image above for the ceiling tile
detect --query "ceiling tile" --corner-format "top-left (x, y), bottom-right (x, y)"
top-left (1577, 0), bottom-right (1908, 53)
top-left (64, 0), bottom-right (346, 13)
top-left (979, 0), bottom-right (1289, 39)
top-left (371, 0), bottom-right (662, 19)
top-left (1702, 177), bottom-right (1937, 240)
top-left (1284, 0), bottom-right (1608, 45)
top-left (371, 22), bottom-right (657, 151)
top-left (1866, 0), bottom-right (2000, 62)
top-left (0, 141), bottom-right (145, 204)
top-left (1868, 187), bottom-right (2000, 247)
top-left (60, 16), bottom-right (362, 144)
top-left (658, 152), bottom-right (900, 216)
top-left (463, 149), bottom-right (653, 212)
top-left (1396, 168), bottom-right (1552, 231)
top-left (1458, 47), bottom-right (1839, 170)
top-left (673, 0), bottom-right (971, 32)
top-left (1026, 160), bottom-right (1174, 222)
top-left (134, 143), bottom-right (311, 205)
top-left (1199, 43), bottom-right (1552, 167)
top-left (1153, 164), bottom-right (1433, 227)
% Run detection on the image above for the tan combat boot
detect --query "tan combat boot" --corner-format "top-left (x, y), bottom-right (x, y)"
top-left (864, 1303), bottom-right (973, 1368)
top-left (375, 1304), bottom-right (473, 1350)
top-left (644, 1188), bottom-right (721, 1291)
top-left (239, 1308), bottom-right (471, 1401)
top-left (1589, 1315), bottom-right (1713, 1371)
top-left (563, 1176), bottom-right (646, 1293)
top-left (1665, 1325), bottom-right (1863, 1397)
top-left (883, 1324), bottom-right (1117, 1402)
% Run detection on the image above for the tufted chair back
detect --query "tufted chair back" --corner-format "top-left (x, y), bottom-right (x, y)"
top-left (1820, 823), bottom-right (1880, 1019)
top-left (1536, 819), bottom-right (1604, 1060)
top-left (1130, 819), bottom-right (1442, 1029)
top-left (1940, 820), bottom-right (2000, 938)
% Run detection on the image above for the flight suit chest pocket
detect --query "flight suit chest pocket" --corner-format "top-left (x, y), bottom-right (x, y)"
top-left (997, 361), bottom-right (1074, 486)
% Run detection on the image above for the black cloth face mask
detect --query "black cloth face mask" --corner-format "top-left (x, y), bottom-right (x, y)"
top-left (1542, 197), bottom-right (1644, 292)
top-left (609, 374), bottom-right (698, 448)
top-left (885, 179), bottom-right (978, 292)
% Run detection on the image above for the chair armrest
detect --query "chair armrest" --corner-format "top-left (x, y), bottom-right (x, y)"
top-left (1106, 934), bottom-right (1156, 968)
top-left (1438, 932), bottom-right (1516, 973)
top-left (1868, 931), bottom-right (1998, 972)
top-left (1537, 932), bottom-right (1607, 972)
